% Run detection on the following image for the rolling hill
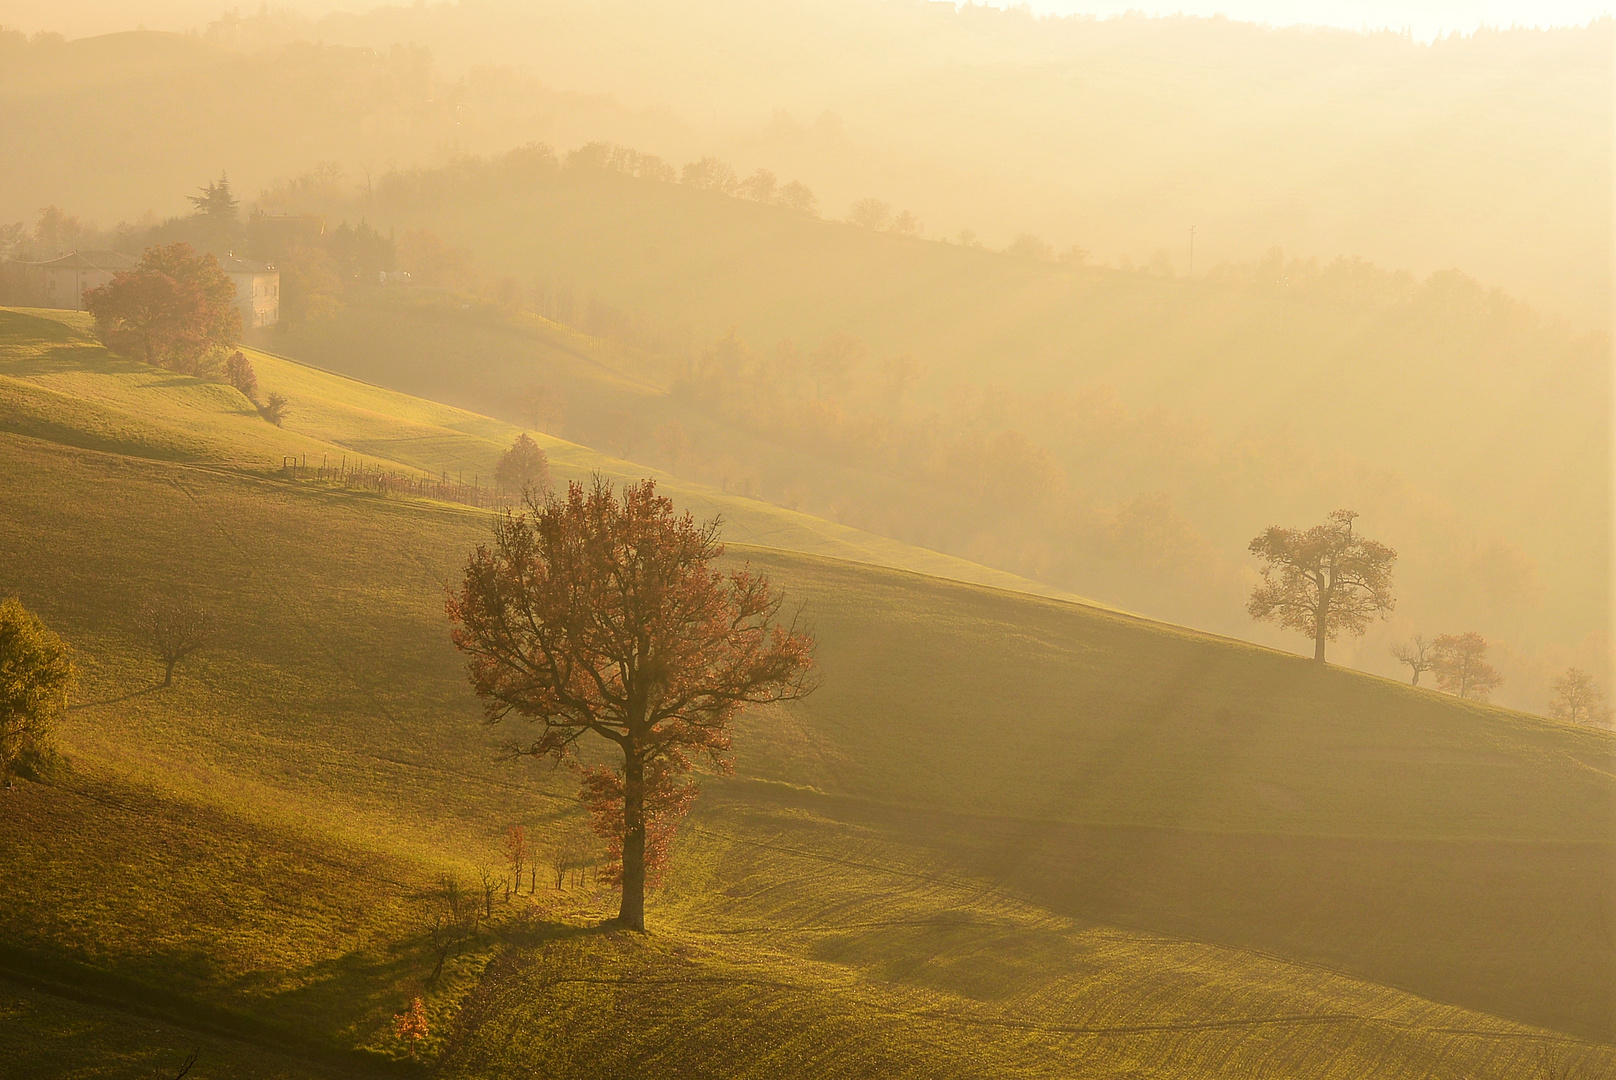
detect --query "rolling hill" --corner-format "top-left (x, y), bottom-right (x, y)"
top-left (1, 305), bottom-right (1612, 1079)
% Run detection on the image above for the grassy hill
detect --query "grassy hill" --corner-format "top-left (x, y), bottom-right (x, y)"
top-left (0, 306), bottom-right (1612, 1078)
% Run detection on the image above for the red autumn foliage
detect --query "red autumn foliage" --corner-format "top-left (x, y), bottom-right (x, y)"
top-left (84, 243), bottom-right (240, 374)
top-left (447, 477), bottom-right (815, 930)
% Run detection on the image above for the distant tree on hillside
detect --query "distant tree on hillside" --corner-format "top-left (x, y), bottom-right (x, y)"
top-left (224, 351), bottom-right (259, 403)
top-left (494, 433), bottom-right (552, 497)
top-left (1549, 667), bottom-right (1609, 724)
top-left (680, 157), bottom-right (739, 194)
top-left (774, 180), bottom-right (818, 216)
top-left (1389, 634), bottom-right (1435, 686)
top-left (140, 599), bottom-right (215, 687)
top-left (740, 169), bottom-right (777, 203)
top-left (85, 243), bottom-right (240, 374)
top-left (0, 597), bottom-right (76, 782)
top-left (849, 198), bottom-right (892, 231)
top-left (187, 173), bottom-right (240, 224)
top-left (1247, 510), bottom-right (1396, 664)
top-left (1430, 632), bottom-right (1503, 701)
top-left (33, 205), bottom-right (95, 256)
top-left (890, 210), bottom-right (923, 238)
top-left (1004, 233), bottom-right (1054, 261)
top-left (448, 478), bottom-right (816, 931)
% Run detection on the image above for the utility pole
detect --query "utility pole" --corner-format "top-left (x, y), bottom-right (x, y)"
top-left (1189, 225), bottom-right (1199, 276)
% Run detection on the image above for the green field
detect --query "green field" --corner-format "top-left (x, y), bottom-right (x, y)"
top-left (1, 306), bottom-right (1611, 1078)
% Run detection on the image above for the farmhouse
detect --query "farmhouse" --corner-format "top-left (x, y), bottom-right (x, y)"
top-left (216, 253), bottom-right (280, 329)
top-left (8, 250), bottom-right (137, 310)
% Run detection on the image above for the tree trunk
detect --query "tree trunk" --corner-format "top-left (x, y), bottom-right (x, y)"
top-left (1411, 670), bottom-right (1420, 687)
top-left (162, 658), bottom-right (176, 687)
top-left (618, 748), bottom-right (647, 932)
top-left (1313, 621), bottom-right (1327, 664)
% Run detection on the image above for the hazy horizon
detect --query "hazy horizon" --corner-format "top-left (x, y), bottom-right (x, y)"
top-left (2, 1), bottom-right (1612, 42)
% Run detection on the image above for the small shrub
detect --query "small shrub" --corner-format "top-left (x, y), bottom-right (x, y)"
top-left (393, 997), bottom-right (429, 1059)
top-left (259, 392), bottom-right (290, 427)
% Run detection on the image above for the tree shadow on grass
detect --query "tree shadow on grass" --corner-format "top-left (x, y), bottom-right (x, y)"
top-left (69, 684), bottom-right (162, 711)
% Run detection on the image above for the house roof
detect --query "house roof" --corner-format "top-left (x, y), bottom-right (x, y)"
top-left (215, 254), bottom-right (276, 274)
top-left (24, 250), bottom-right (138, 271)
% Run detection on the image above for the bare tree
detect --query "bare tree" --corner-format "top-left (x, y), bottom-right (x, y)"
top-left (423, 872), bottom-right (477, 984)
top-left (553, 830), bottom-right (596, 890)
top-left (1389, 634), bottom-right (1436, 686)
top-left (140, 599), bottom-right (214, 687)
top-left (474, 862), bottom-right (503, 918)
top-left (849, 198), bottom-right (891, 231)
top-left (1549, 668), bottom-right (1611, 725)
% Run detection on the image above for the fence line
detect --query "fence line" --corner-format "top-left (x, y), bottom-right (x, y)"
top-left (277, 456), bottom-right (511, 510)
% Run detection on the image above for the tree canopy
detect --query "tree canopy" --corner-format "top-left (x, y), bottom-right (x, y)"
top-left (447, 477), bottom-right (815, 930)
top-left (1548, 667), bottom-right (1606, 724)
top-left (1430, 632), bottom-right (1504, 701)
top-left (0, 597), bottom-right (76, 780)
top-left (1247, 510), bottom-right (1396, 664)
top-left (493, 433), bottom-right (552, 497)
top-left (84, 243), bottom-right (241, 374)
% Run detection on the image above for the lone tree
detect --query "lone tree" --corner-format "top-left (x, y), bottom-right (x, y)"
top-left (494, 433), bottom-right (552, 497)
top-left (84, 243), bottom-right (240, 374)
top-left (448, 477), bottom-right (816, 931)
top-left (141, 599), bottom-right (215, 687)
top-left (1247, 510), bottom-right (1396, 663)
top-left (1389, 634), bottom-right (1436, 686)
top-left (1431, 632), bottom-right (1504, 701)
top-left (1549, 667), bottom-right (1610, 725)
top-left (0, 597), bottom-right (76, 782)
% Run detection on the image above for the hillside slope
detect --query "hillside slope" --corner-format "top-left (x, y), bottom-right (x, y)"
top-left (0, 307), bottom-right (1610, 1076)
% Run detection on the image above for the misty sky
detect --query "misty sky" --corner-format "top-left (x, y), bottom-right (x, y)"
top-left (1024, 0), bottom-right (1612, 38)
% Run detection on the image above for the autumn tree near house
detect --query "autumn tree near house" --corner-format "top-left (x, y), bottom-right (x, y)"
top-left (1431, 632), bottom-right (1504, 701)
top-left (224, 351), bottom-right (259, 403)
top-left (1389, 634), bottom-right (1436, 686)
top-left (494, 433), bottom-right (552, 497)
top-left (448, 477), bottom-right (816, 931)
top-left (1549, 667), bottom-right (1609, 724)
top-left (0, 597), bottom-right (76, 782)
top-left (1247, 510), bottom-right (1396, 664)
top-left (140, 599), bottom-right (215, 687)
top-left (84, 243), bottom-right (241, 374)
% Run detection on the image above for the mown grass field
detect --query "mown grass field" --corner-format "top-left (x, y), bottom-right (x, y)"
top-left (1, 305), bottom-right (1612, 1078)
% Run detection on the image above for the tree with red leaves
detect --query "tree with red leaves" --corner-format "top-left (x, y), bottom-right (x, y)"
top-left (84, 243), bottom-right (240, 375)
top-left (447, 477), bottom-right (816, 931)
